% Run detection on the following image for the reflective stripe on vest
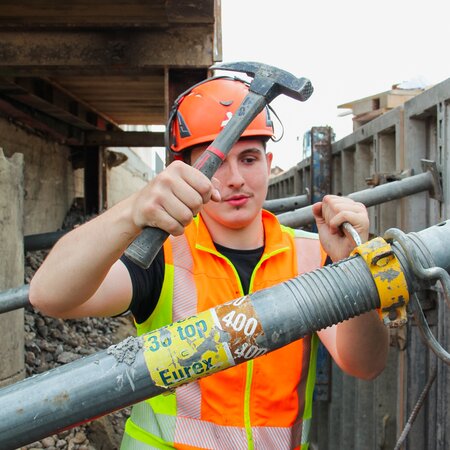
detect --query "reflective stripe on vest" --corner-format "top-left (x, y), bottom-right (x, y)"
top-left (122, 213), bottom-right (324, 449)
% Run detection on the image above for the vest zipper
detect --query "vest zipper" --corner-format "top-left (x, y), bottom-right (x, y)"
top-left (203, 249), bottom-right (255, 448)
top-left (198, 245), bottom-right (289, 450)
top-left (244, 249), bottom-right (289, 449)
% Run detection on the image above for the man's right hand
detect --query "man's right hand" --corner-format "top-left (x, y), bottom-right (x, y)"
top-left (131, 161), bottom-right (221, 236)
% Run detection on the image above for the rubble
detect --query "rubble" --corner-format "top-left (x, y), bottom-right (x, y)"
top-left (19, 204), bottom-right (134, 450)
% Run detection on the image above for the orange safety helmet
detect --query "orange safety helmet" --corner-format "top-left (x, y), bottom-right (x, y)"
top-left (166, 76), bottom-right (274, 157)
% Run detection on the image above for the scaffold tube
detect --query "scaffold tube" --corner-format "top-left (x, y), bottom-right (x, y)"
top-left (263, 194), bottom-right (309, 213)
top-left (0, 284), bottom-right (30, 314)
top-left (277, 171), bottom-right (435, 227)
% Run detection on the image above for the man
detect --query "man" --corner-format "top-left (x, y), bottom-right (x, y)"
top-left (30, 76), bottom-right (388, 449)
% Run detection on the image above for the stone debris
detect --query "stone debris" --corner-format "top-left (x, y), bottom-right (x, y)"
top-left (19, 203), bottom-right (135, 450)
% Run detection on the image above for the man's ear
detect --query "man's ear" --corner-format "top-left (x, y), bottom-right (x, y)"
top-left (266, 152), bottom-right (273, 173)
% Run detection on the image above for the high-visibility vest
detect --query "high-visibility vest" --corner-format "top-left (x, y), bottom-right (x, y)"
top-left (121, 211), bottom-right (327, 450)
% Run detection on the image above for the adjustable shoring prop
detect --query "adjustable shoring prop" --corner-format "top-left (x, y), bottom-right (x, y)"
top-left (1, 220), bottom-right (450, 448)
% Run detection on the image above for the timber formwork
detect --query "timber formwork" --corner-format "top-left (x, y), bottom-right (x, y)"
top-left (268, 77), bottom-right (450, 450)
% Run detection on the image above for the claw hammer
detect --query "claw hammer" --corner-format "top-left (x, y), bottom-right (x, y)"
top-left (125, 61), bottom-right (314, 269)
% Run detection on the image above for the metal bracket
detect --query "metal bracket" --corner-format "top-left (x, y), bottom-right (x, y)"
top-left (350, 236), bottom-right (409, 328)
top-left (421, 159), bottom-right (443, 201)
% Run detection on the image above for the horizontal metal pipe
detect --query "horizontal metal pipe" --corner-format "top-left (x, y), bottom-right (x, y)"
top-left (24, 230), bottom-right (67, 252)
top-left (263, 194), bottom-right (309, 213)
top-left (277, 171), bottom-right (435, 228)
top-left (1, 220), bottom-right (449, 449)
top-left (0, 284), bottom-right (30, 313)
top-left (0, 172), bottom-right (437, 315)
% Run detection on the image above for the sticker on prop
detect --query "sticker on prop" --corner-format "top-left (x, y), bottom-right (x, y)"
top-left (213, 295), bottom-right (268, 364)
top-left (142, 310), bottom-right (234, 389)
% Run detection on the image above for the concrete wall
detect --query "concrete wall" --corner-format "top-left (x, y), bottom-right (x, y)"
top-left (0, 117), bottom-right (156, 228)
top-left (0, 117), bottom-right (75, 388)
top-left (0, 149), bottom-right (25, 387)
top-left (0, 118), bottom-right (154, 392)
top-left (0, 118), bottom-right (74, 234)
top-left (107, 164), bottom-right (148, 207)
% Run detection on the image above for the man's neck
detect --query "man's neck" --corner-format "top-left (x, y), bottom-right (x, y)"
top-left (200, 212), bottom-right (264, 250)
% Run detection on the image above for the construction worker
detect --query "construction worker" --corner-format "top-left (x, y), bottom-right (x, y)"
top-left (30, 76), bottom-right (389, 449)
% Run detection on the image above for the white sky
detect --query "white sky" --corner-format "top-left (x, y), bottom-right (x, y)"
top-left (220, 0), bottom-right (449, 170)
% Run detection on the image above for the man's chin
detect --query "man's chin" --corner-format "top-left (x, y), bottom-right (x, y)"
top-left (223, 211), bottom-right (258, 229)
top-left (202, 205), bottom-right (261, 229)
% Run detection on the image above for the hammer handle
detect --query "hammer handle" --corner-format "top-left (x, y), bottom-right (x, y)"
top-left (124, 92), bottom-right (266, 268)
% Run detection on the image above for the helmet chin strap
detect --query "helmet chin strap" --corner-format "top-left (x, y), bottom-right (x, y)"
top-left (267, 103), bottom-right (284, 143)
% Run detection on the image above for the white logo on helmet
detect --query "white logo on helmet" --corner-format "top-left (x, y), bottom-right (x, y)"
top-left (221, 112), bottom-right (233, 128)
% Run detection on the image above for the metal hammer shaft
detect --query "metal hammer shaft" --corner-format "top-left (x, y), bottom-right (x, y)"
top-left (124, 92), bottom-right (268, 268)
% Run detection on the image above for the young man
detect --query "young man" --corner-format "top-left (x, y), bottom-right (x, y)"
top-left (30, 77), bottom-right (388, 449)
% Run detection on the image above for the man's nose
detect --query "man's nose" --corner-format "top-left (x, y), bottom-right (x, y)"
top-left (225, 161), bottom-right (245, 187)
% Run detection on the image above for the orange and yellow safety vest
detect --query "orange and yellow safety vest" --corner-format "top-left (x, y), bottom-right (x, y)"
top-left (121, 211), bottom-right (327, 449)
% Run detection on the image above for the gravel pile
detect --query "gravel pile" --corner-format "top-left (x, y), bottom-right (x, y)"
top-left (18, 203), bottom-right (134, 450)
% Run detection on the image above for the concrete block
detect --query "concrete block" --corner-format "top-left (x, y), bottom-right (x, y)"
top-left (0, 149), bottom-right (25, 386)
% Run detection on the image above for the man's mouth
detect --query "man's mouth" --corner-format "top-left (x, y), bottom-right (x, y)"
top-left (224, 194), bottom-right (251, 207)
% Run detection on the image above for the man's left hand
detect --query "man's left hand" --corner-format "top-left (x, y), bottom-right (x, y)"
top-left (312, 195), bottom-right (369, 262)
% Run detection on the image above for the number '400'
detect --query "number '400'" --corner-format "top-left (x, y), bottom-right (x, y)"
top-left (221, 310), bottom-right (257, 336)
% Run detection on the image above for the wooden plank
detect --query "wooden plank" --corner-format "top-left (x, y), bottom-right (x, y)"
top-left (0, 0), bottom-right (216, 27)
top-left (82, 130), bottom-right (164, 147)
top-left (166, 0), bottom-right (215, 23)
top-left (0, 77), bottom-right (107, 130)
top-left (0, 95), bottom-right (84, 143)
top-left (0, 28), bottom-right (215, 72)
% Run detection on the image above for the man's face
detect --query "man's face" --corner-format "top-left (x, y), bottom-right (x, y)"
top-left (190, 139), bottom-right (273, 230)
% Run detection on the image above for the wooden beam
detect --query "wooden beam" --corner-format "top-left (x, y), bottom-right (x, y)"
top-left (0, 28), bottom-right (214, 75)
top-left (0, 0), bottom-right (215, 27)
top-left (84, 146), bottom-right (101, 215)
top-left (0, 94), bottom-right (84, 144)
top-left (166, 0), bottom-right (215, 23)
top-left (82, 130), bottom-right (165, 147)
top-left (0, 77), bottom-right (115, 130)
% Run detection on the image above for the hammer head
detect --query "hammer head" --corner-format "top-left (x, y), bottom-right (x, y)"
top-left (210, 61), bottom-right (313, 103)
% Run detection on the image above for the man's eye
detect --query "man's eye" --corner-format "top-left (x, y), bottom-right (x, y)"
top-left (242, 157), bottom-right (256, 164)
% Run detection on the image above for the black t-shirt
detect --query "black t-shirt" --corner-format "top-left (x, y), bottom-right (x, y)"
top-left (121, 244), bottom-right (264, 324)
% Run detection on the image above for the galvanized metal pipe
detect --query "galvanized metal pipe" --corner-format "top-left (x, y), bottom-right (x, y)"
top-left (278, 171), bottom-right (435, 227)
top-left (1, 220), bottom-right (449, 449)
top-left (263, 194), bottom-right (309, 213)
top-left (0, 284), bottom-right (30, 313)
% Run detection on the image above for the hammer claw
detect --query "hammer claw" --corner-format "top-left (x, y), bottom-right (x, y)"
top-left (211, 61), bottom-right (313, 102)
